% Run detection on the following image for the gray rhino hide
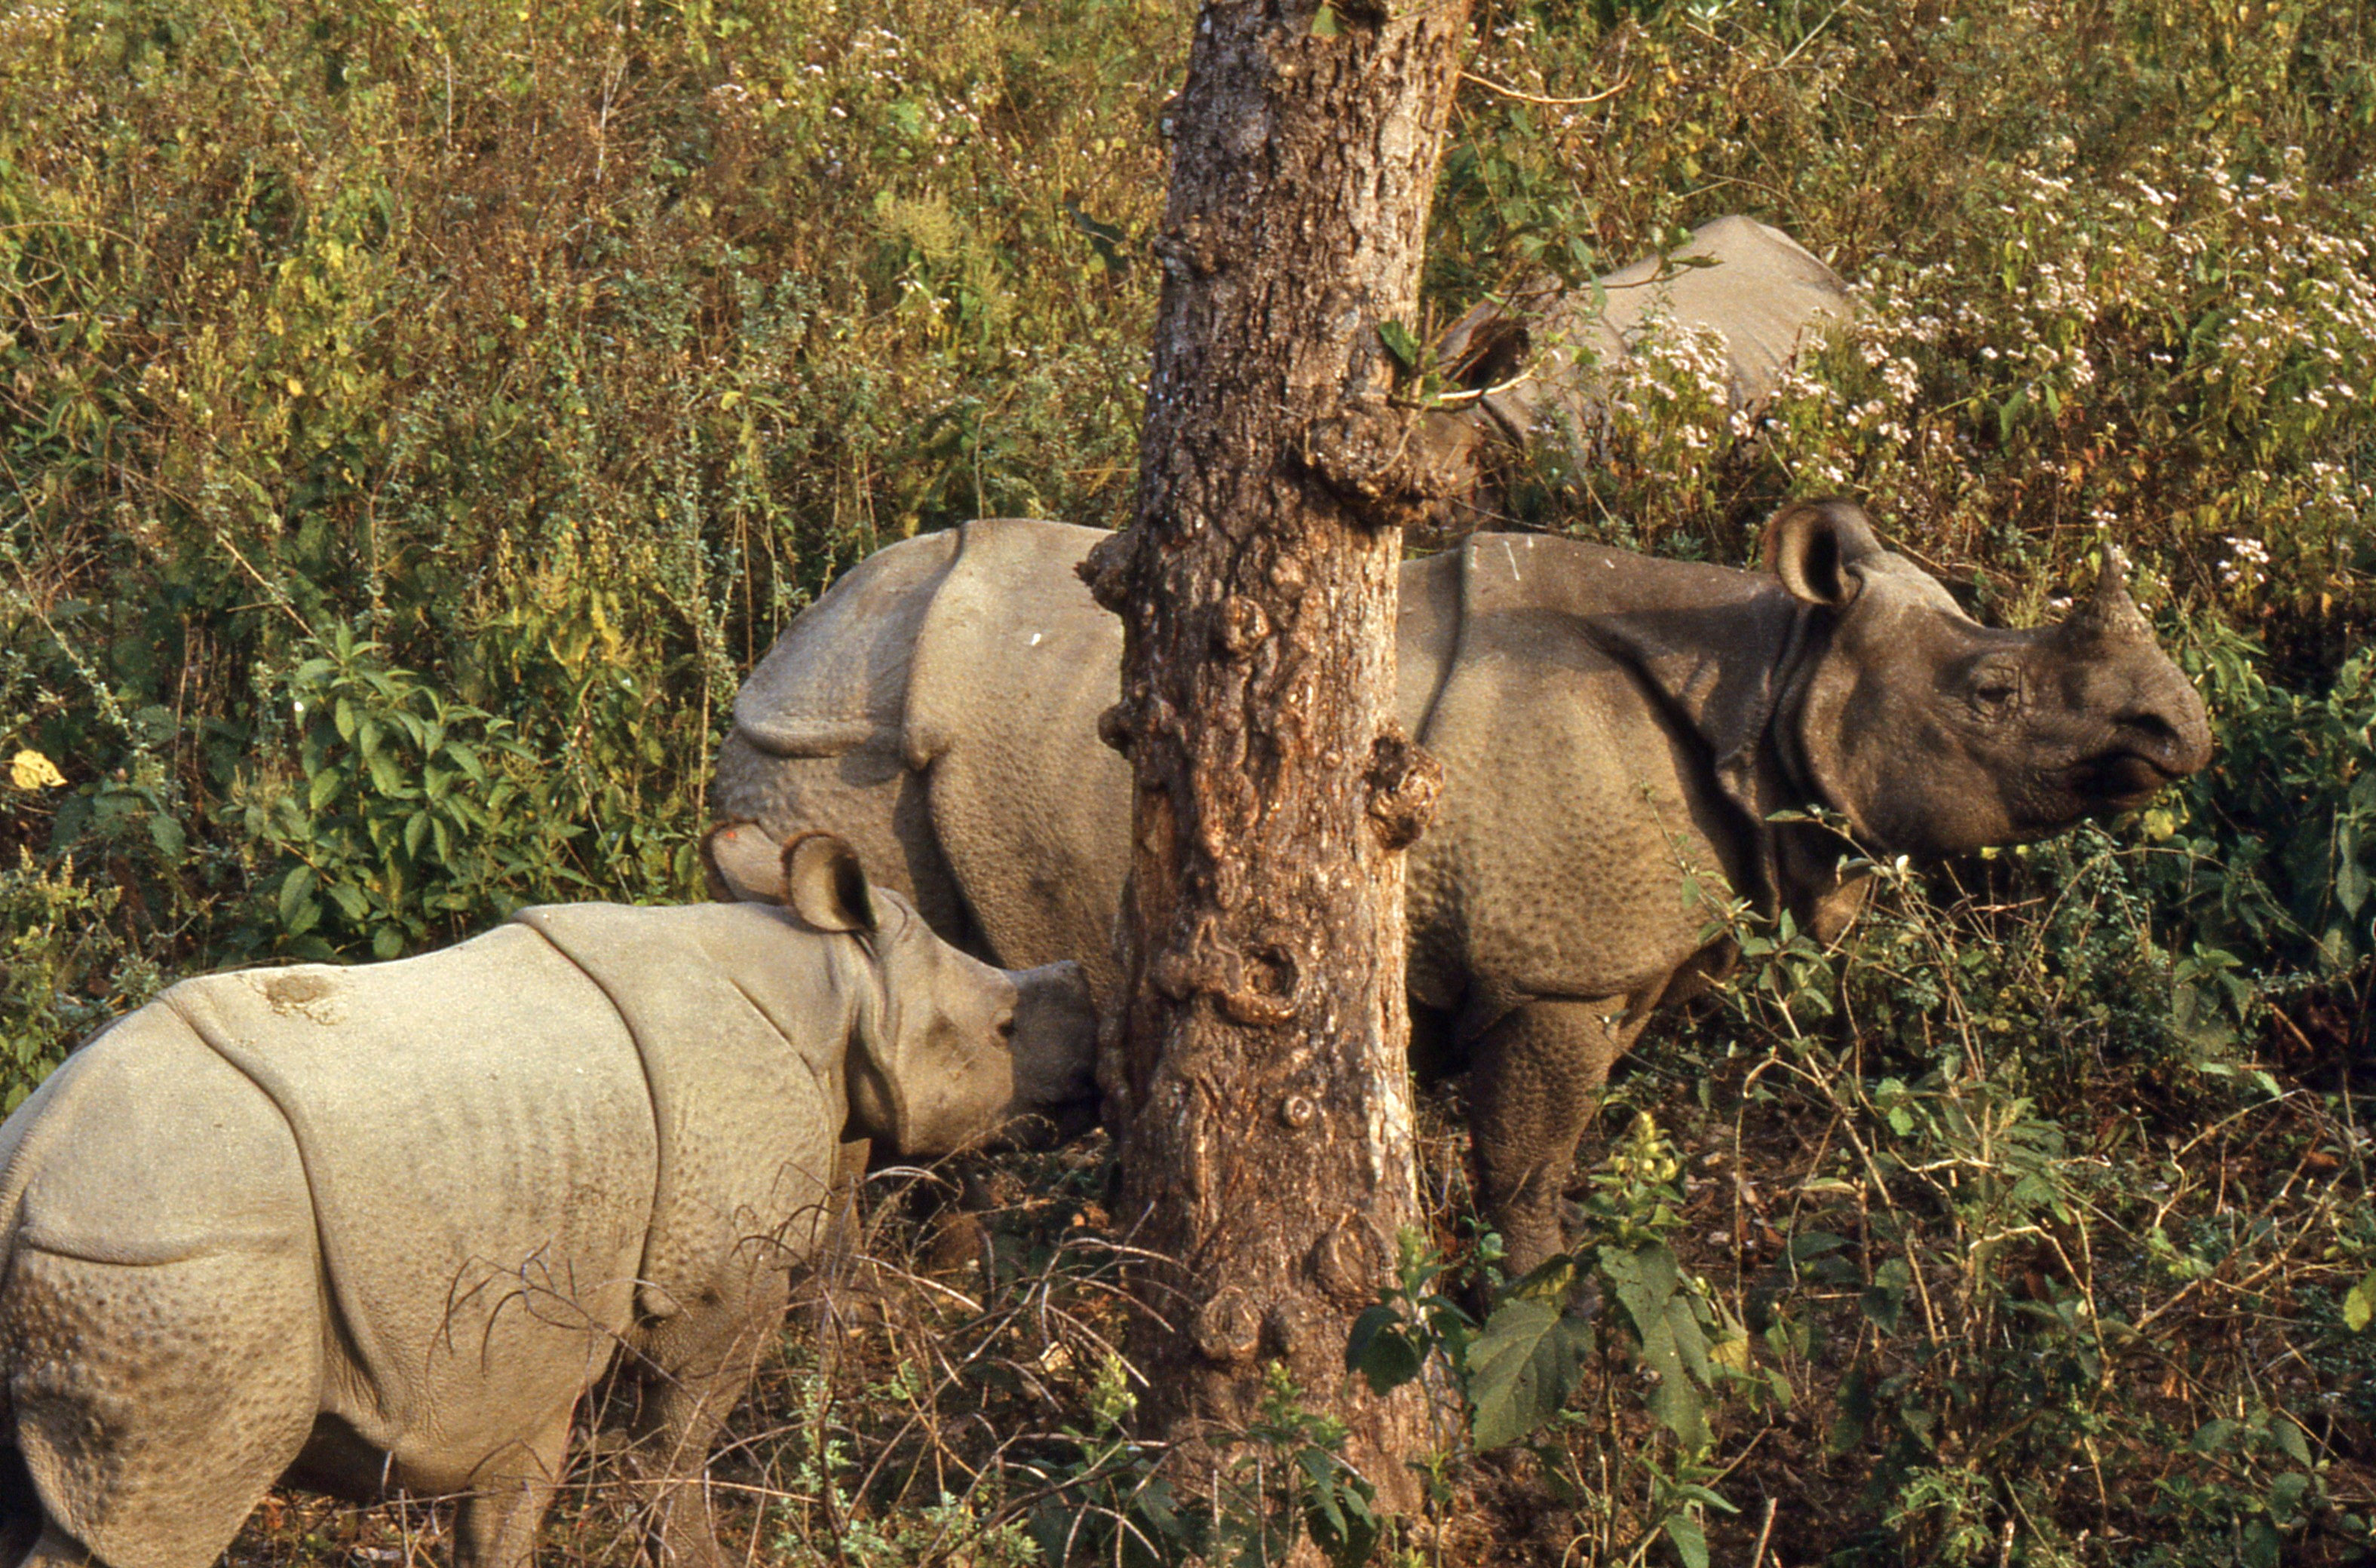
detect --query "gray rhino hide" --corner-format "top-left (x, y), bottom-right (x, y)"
top-left (1436, 214), bottom-right (1850, 468)
top-left (713, 512), bottom-right (2210, 1275)
top-left (732, 522), bottom-right (1137, 986)
top-left (719, 519), bottom-right (1812, 1020)
top-left (0, 899), bottom-right (844, 1545)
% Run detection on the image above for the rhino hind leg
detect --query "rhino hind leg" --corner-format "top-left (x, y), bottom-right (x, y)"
top-left (1465, 997), bottom-right (1647, 1276)
top-left (2, 1242), bottom-right (322, 1568)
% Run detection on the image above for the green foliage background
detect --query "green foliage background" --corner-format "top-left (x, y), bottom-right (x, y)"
top-left (2, 0), bottom-right (2374, 1561)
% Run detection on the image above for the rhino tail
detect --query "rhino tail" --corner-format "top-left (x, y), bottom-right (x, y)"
top-left (0, 1009), bottom-right (326, 1568)
top-left (0, 1021), bottom-right (117, 1442)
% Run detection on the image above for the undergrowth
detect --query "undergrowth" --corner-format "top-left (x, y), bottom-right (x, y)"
top-left (6, 0), bottom-right (2376, 1560)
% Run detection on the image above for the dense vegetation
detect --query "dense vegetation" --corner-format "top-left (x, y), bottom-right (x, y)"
top-left (3, 0), bottom-right (2374, 1561)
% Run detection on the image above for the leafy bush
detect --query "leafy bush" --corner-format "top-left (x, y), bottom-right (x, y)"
top-left (4, 0), bottom-right (2375, 1560)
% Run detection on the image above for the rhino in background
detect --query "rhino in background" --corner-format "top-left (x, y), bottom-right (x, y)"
top-left (1422, 216), bottom-right (1853, 534)
top-left (0, 831), bottom-right (1093, 1568)
top-left (710, 504), bottom-right (2210, 1273)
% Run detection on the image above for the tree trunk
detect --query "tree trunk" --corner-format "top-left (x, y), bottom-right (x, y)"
top-left (1078, 0), bottom-right (1470, 1521)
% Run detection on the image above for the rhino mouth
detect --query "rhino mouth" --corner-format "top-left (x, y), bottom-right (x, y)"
top-left (985, 1095), bottom-right (1102, 1151)
top-left (2068, 749), bottom-right (2180, 810)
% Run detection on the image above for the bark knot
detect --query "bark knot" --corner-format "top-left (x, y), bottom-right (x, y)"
top-left (1298, 399), bottom-right (1476, 531)
top-left (1193, 1285), bottom-right (1262, 1367)
top-left (1365, 722), bottom-right (1442, 850)
top-left (1312, 1214), bottom-right (1394, 1306)
top-left (1212, 594), bottom-right (1272, 659)
top-left (1150, 925), bottom-right (1304, 1027)
top-left (1078, 528), bottom-right (1135, 614)
top-left (1150, 219), bottom-right (1224, 278)
top-left (1096, 700), bottom-right (1136, 755)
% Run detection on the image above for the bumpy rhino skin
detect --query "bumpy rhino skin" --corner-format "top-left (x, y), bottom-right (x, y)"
top-left (711, 507), bottom-right (2211, 1274)
top-left (0, 851), bottom-right (1094, 1568)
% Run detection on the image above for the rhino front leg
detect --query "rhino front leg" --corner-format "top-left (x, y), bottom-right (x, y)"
top-left (1466, 997), bottom-right (1648, 1276)
top-left (452, 1403), bottom-right (578, 1568)
top-left (623, 1267), bottom-right (789, 1568)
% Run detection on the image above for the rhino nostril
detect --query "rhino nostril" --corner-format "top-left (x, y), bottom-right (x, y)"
top-left (2119, 710), bottom-right (2183, 755)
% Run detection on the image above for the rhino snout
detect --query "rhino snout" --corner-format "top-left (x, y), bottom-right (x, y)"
top-left (2071, 679), bottom-right (2213, 809)
top-left (1007, 959), bottom-right (1098, 1125)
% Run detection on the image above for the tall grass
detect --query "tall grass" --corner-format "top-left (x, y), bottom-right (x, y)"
top-left (5, 0), bottom-right (2375, 1560)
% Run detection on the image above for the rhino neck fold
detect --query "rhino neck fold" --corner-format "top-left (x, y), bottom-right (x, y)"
top-left (510, 903), bottom-right (849, 1321)
top-left (831, 932), bottom-right (898, 1145)
top-left (1763, 607), bottom-right (1842, 821)
top-left (1544, 559), bottom-right (1816, 916)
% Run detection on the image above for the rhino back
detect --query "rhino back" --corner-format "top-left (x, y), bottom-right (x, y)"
top-left (906, 519), bottom-right (1133, 1001)
top-left (1591, 216), bottom-right (1849, 406)
top-left (156, 927), bottom-right (658, 1469)
top-left (0, 1010), bottom-right (312, 1269)
top-left (1479, 214), bottom-right (1850, 442)
top-left (728, 527), bottom-right (964, 758)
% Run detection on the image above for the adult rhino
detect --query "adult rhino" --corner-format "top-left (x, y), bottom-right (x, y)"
top-left (0, 831), bottom-right (1093, 1568)
top-left (711, 503), bottom-right (2211, 1270)
top-left (1421, 216), bottom-right (1853, 532)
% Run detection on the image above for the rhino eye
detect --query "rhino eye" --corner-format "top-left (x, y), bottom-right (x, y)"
top-left (1971, 672), bottom-right (2020, 711)
top-left (995, 1013), bottom-right (1017, 1043)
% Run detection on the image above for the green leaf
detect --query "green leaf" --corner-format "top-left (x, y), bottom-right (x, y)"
top-left (1296, 1450), bottom-right (1379, 1568)
top-left (1311, 3), bottom-right (1340, 36)
top-left (1637, 1309), bottom-right (1709, 1449)
top-left (2345, 1267), bottom-right (2376, 1332)
top-left (148, 814), bottom-right (184, 860)
top-left (2338, 852), bottom-right (2371, 918)
top-left (1344, 1304), bottom-right (1424, 1394)
top-left (1664, 1513), bottom-right (1709, 1568)
top-left (308, 765), bottom-right (344, 814)
top-left (1861, 1257), bottom-right (1911, 1333)
top-left (279, 865), bottom-right (317, 929)
top-left (1828, 1367), bottom-right (1875, 1456)
top-left (1377, 317), bottom-right (1421, 372)
top-left (366, 746), bottom-right (407, 798)
top-left (1466, 1296), bottom-right (1593, 1450)
top-left (2273, 1415), bottom-right (2311, 1467)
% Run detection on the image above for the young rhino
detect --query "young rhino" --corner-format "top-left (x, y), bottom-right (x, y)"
top-left (0, 831), bottom-right (1093, 1568)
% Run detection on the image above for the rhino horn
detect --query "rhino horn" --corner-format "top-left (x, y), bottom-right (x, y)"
top-left (2059, 548), bottom-right (2155, 648)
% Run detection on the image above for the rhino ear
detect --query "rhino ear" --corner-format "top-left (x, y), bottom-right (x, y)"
top-left (1767, 498), bottom-right (1884, 608)
top-left (783, 832), bottom-right (880, 934)
top-left (702, 820), bottom-right (789, 903)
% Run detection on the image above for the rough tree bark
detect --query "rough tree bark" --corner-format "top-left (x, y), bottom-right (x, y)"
top-left (1077, 0), bottom-right (1472, 1517)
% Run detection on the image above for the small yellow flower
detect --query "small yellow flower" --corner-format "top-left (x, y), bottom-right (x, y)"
top-left (10, 750), bottom-right (65, 791)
